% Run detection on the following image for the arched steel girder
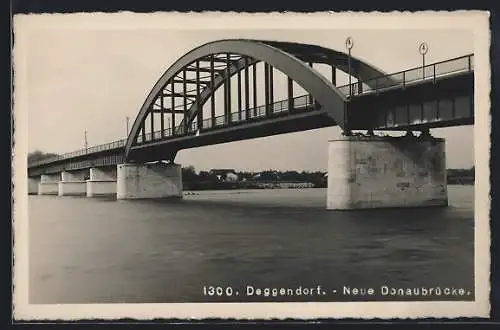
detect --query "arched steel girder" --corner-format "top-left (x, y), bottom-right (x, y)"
top-left (125, 39), bottom-right (393, 161)
top-left (257, 40), bottom-right (392, 82)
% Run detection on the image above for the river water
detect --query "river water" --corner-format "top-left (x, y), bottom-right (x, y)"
top-left (28, 185), bottom-right (474, 304)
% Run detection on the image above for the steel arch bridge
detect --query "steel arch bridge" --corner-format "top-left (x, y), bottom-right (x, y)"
top-left (28, 39), bottom-right (474, 176)
top-left (125, 39), bottom-right (395, 163)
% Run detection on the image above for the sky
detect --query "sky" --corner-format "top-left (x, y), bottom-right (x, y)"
top-left (17, 13), bottom-right (477, 172)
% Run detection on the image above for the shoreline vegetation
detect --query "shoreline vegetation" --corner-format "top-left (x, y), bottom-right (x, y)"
top-left (28, 151), bottom-right (475, 190)
top-left (446, 170), bottom-right (475, 185)
top-left (181, 166), bottom-right (475, 190)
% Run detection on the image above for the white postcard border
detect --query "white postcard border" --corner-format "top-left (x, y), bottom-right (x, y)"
top-left (12, 10), bottom-right (491, 320)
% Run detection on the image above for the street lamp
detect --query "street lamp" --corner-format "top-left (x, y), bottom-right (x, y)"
top-left (343, 36), bottom-right (354, 137)
top-left (345, 36), bottom-right (354, 97)
top-left (84, 130), bottom-right (88, 152)
top-left (419, 42), bottom-right (429, 79)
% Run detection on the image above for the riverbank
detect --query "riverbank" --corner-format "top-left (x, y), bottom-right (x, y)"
top-left (183, 181), bottom-right (320, 191)
top-left (183, 181), bottom-right (472, 191)
top-left (447, 177), bottom-right (474, 185)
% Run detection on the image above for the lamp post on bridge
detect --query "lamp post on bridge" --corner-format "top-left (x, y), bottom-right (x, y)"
top-left (343, 36), bottom-right (354, 137)
top-left (419, 42), bottom-right (428, 79)
top-left (416, 42), bottom-right (430, 138)
top-left (84, 130), bottom-right (88, 153)
top-left (345, 36), bottom-right (354, 98)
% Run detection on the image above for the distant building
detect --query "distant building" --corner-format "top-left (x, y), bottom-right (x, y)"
top-left (225, 172), bottom-right (239, 182)
top-left (210, 169), bottom-right (235, 176)
top-left (251, 171), bottom-right (279, 181)
top-left (209, 169), bottom-right (238, 181)
top-left (252, 173), bottom-right (261, 180)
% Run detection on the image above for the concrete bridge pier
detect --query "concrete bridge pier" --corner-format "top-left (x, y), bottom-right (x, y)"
top-left (58, 170), bottom-right (88, 196)
top-left (327, 135), bottom-right (448, 210)
top-left (28, 177), bottom-right (40, 195)
top-left (87, 167), bottom-right (117, 197)
top-left (38, 173), bottom-right (60, 195)
top-left (116, 162), bottom-right (183, 200)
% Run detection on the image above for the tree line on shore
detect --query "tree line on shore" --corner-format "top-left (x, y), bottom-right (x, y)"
top-left (447, 167), bottom-right (474, 184)
top-left (181, 165), bottom-right (328, 190)
top-left (182, 166), bottom-right (475, 188)
top-left (28, 151), bottom-right (59, 164)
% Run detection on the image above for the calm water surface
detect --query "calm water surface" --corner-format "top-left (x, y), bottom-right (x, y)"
top-left (29, 186), bottom-right (474, 303)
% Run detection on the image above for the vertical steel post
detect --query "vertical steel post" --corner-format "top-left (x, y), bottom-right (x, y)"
top-left (331, 65), bottom-right (336, 86)
top-left (348, 50), bottom-right (352, 97)
top-left (160, 92), bottom-right (164, 138)
top-left (84, 130), bottom-right (88, 151)
top-left (419, 42), bottom-right (428, 80)
top-left (287, 77), bottom-right (294, 111)
top-left (150, 105), bottom-right (154, 140)
top-left (171, 80), bottom-right (175, 136)
top-left (196, 60), bottom-right (202, 129)
top-left (225, 53), bottom-right (231, 124)
top-left (183, 69), bottom-right (188, 133)
top-left (269, 65), bottom-right (274, 109)
top-left (252, 63), bottom-right (257, 116)
top-left (308, 62), bottom-right (314, 105)
top-left (422, 53), bottom-right (425, 79)
top-left (244, 57), bottom-right (250, 120)
top-left (264, 63), bottom-right (270, 116)
top-left (237, 69), bottom-right (242, 120)
top-left (210, 55), bottom-right (215, 128)
top-left (344, 36), bottom-right (354, 135)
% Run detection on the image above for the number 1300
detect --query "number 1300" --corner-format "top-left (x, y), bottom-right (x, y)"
top-left (202, 286), bottom-right (234, 296)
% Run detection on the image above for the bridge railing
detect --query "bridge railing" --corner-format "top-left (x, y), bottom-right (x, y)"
top-left (338, 54), bottom-right (474, 97)
top-left (136, 94), bottom-right (314, 144)
top-left (28, 138), bottom-right (128, 168)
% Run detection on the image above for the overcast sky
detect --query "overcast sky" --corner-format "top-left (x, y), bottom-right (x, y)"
top-left (18, 13), bottom-right (476, 172)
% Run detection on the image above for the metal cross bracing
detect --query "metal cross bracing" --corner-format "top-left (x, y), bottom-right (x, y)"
top-left (28, 39), bottom-right (474, 174)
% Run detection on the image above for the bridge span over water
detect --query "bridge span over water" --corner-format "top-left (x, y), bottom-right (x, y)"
top-left (28, 39), bottom-right (474, 210)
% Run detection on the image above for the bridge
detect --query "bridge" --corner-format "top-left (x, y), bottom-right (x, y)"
top-left (27, 39), bottom-right (474, 210)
